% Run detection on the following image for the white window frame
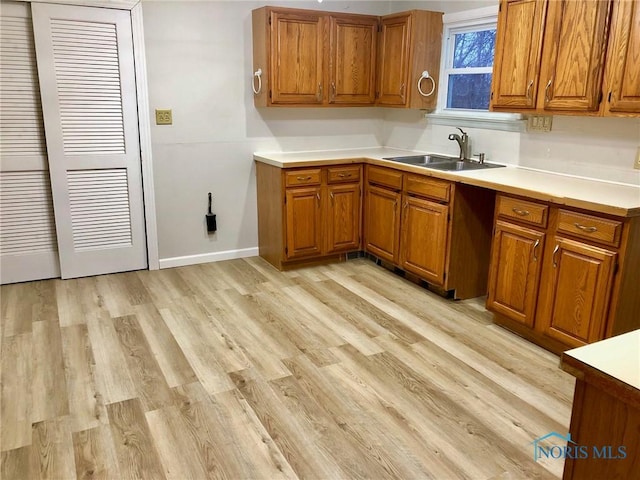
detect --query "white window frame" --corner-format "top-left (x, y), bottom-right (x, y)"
top-left (426, 6), bottom-right (525, 132)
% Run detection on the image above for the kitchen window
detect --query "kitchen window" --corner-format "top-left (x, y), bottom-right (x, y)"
top-left (428, 6), bottom-right (524, 132)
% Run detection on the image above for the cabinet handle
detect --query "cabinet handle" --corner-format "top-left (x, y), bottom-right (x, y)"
top-left (331, 82), bottom-right (336, 101)
top-left (526, 80), bottom-right (533, 101)
top-left (532, 239), bottom-right (540, 262)
top-left (317, 83), bottom-right (323, 101)
top-left (316, 192), bottom-right (321, 207)
top-left (400, 82), bottom-right (406, 98)
top-left (574, 223), bottom-right (598, 233)
top-left (512, 207), bottom-right (530, 217)
top-left (337, 173), bottom-right (352, 178)
top-left (552, 244), bottom-right (560, 268)
top-left (330, 191), bottom-right (334, 202)
top-left (544, 79), bottom-right (553, 103)
top-left (296, 176), bottom-right (312, 181)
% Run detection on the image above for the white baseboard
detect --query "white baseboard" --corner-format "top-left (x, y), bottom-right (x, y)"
top-left (159, 247), bottom-right (259, 269)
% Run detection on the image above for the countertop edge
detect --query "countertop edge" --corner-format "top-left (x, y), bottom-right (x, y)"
top-left (254, 153), bottom-right (640, 218)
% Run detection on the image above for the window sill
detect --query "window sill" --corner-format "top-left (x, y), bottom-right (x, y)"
top-left (424, 111), bottom-right (526, 132)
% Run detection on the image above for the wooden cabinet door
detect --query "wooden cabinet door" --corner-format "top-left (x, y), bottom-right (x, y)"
top-left (377, 13), bottom-right (411, 106)
top-left (486, 221), bottom-right (545, 327)
top-left (364, 184), bottom-right (401, 263)
top-left (399, 196), bottom-right (449, 286)
top-left (538, 237), bottom-right (616, 348)
top-left (603, 0), bottom-right (640, 114)
top-left (285, 186), bottom-right (322, 259)
top-left (491, 0), bottom-right (547, 110)
top-left (538, 0), bottom-right (612, 112)
top-left (326, 183), bottom-right (361, 253)
top-left (329, 15), bottom-right (377, 105)
top-left (270, 10), bottom-right (325, 105)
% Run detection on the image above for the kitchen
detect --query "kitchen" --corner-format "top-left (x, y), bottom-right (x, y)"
top-left (1, 0), bottom-right (639, 478)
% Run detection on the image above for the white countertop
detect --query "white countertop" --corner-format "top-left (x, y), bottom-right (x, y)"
top-left (254, 147), bottom-right (640, 217)
top-left (564, 330), bottom-right (640, 390)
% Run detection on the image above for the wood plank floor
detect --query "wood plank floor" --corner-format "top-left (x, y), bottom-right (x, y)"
top-left (0, 257), bottom-right (575, 479)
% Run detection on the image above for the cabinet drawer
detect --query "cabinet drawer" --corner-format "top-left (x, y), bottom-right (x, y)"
top-left (367, 166), bottom-right (403, 190)
top-left (327, 166), bottom-right (361, 184)
top-left (557, 210), bottom-right (623, 247)
top-left (497, 196), bottom-right (548, 227)
top-left (405, 174), bottom-right (450, 202)
top-left (285, 169), bottom-right (321, 187)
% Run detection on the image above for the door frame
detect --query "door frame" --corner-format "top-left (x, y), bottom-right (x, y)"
top-left (17, 0), bottom-right (159, 270)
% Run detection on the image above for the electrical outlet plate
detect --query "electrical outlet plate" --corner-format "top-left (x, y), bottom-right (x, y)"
top-left (155, 109), bottom-right (172, 125)
top-left (527, 115), bottom-right (553, 132)
top-left (635, 147), bottom-right (640, 170)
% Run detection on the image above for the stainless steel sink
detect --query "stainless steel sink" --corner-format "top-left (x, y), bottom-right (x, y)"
top-left (384, 154), bottom-right (505, 171)
top-left (424, 160), bottom-right (506, 171)
top-left (383, 154), bottom-right (458, 166)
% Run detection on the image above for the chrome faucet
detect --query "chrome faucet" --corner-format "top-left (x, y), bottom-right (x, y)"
top-left (448, 127), bottom-right (469, 160)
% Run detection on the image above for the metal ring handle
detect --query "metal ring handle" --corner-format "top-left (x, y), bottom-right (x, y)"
top-left (417, 71), bottom-right (436, 97)
top-left (575, 223), bottom-right (598, 233)
top-left (252, 69), bottom-right (262, 95)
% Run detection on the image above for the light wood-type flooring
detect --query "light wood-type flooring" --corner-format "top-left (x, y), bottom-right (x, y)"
top-left (1, 257), bottom-right (575, 479)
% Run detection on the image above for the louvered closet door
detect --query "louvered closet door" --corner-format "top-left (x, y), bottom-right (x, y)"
top-left (0, 2), bottom-right (60, 284)
top-left (31, 3), bottom-right (146, 279)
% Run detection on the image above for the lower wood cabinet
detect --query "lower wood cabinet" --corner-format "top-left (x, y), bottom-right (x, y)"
top-left (537, 237), bottom-right (617, 348)
top-left (364, 166), bottom-right (495, 299)
top-left (256, 162), bottom-right (361, 269)
top-left (399, 196), bottom-right (448, 285)
top-left (488, 194), bottom-right (640, 353)
top-left (363, 184), bottom-right (401, 263)
top-left (285, 186), bottom-right (322, 259)
top-left (487, 220), bottom-right (545, 328)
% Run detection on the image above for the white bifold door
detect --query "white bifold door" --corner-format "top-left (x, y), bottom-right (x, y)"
top-left (0, 2), bottom-right (60, 284)
top-left (31, 3), bottom-right (147, 279)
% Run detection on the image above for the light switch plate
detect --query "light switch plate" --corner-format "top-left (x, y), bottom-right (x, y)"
top-left (527, 115), bottom-right (553, 132)
top-left (155, 109), bottom-right (172, 125)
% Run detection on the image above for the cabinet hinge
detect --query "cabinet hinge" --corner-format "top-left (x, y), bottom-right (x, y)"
top-left (598, 91), bottom-right (603, 105)
top-left (608, 91), bottom-right (612, 103)
top-left (443, 272), bottom-right (446, 281)
top-left (284, 195), bottom-right (287, 204)
top-left (269, 90), bottom-right (272, 100)
top-left (499, 3), bottom-right (502, 12)
top-left (490, 91), bottom-right (494, 100)
top-left (269, 16), bottom-right (271, 25)
top-left (613, 262), bottom-right (619, 275)
top-left (447, 214), bottom-right (451, 222)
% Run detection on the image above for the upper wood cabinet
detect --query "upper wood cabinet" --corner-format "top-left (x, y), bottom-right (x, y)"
top-left (253, 7), bottom-right (378, 107)
top-left (603, 0), bottom-right (640, 114)
top-left (538, 0), bottom-right (611, 112)
top-left (377, 10), bottom-right (443, 109)
top-left (252, 7), bottom-right (442, 108)
top-left (269, 10), bottom-right (325, 105)
top-left (491, 0), bottom-right (640, 115)
top-left (491, 0), bottom-right (546, 109)
top-left (329, 15), bottom-right (378, 105)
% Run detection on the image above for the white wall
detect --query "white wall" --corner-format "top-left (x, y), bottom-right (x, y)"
top-left (143, 1), bottom-right (388, 262)
top-left (143, 0), bottom-right (640, 266)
